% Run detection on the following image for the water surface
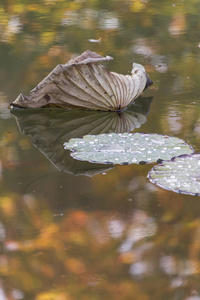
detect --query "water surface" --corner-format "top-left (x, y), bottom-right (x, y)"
top-left (1, 1), bottom-right (200, 299)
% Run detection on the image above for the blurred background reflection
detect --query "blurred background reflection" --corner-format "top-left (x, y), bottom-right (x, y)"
top-left (1, 0), bottom-right (200, 299)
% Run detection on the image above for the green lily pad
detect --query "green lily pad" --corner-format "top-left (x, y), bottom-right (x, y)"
top-left (63, 133), bottom-right (194, 165)
top-left (148, 154), bottom-right (200, 196)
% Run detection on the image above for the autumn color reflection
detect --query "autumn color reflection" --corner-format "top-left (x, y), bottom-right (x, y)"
top-left (1, 0), bottom-right (200, 299)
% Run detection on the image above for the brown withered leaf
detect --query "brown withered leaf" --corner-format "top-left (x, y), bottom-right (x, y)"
top-left (11, 50), bottom-right (153, 111)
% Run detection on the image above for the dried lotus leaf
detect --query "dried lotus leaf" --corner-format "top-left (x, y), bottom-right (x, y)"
top-left (11, 50), bottom-right (153, 111)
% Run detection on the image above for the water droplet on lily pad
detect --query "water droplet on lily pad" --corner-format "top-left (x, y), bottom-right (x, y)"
top-left (63, 133), bottom-right (193, 165)
top-left (148, 154), bottom-right (200, 196)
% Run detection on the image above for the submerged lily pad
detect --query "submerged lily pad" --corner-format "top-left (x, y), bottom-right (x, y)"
top-left (148, 154), bottom-right (200, 196)
top-left (64, 132), bottom-right (193, 165)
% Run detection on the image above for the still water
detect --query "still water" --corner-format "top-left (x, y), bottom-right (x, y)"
top-left (1, 0), bottom-right (200, 299)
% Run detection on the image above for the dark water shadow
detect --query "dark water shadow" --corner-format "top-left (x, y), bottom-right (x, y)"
top-left (11, 97), bottom-right (153, 176)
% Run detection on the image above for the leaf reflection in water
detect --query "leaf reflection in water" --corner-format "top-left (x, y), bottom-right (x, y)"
top-left (11, 97), bottom-right (153, 176)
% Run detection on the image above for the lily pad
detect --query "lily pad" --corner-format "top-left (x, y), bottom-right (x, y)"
top-left (148, 154), bottom-right (200, 196)
top-left (63, 133), bottom-right (194, 165)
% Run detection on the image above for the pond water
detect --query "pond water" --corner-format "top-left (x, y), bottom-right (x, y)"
top-left (1, 1), bottom-right (200, 299)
